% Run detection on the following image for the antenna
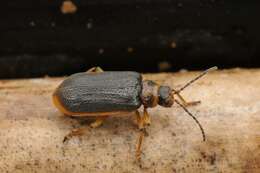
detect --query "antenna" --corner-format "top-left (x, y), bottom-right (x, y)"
top-left (173, 66), bottom-right (217, 94)
top-left (175, 99), bottom-right (206, 141)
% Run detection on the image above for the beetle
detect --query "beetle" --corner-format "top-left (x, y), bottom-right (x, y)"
top-left (52, 66), bottom-right (217, 161)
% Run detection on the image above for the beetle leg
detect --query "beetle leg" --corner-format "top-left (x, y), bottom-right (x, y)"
top-left (86, 66), bottom-right (104, 73)
top-left (136, 129), bottom-right (145, 163)
top-left (63, 127), bottom-right (89, 143)
top-left (135, 108), bottom-right (151, 163)
top-left (63, 116), bottom-right (107, 142)
top-left (173, 89), bottom-right (201, 107)
top-left (134, 110), bottom-right (144, 129)
top-left (143, 107), bottom-right (151, 126)
top-left (90, 116), bottom-right (107, 128)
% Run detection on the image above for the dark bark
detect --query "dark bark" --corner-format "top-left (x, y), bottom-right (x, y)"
top-left (0, 0), bottom-right (259, 78)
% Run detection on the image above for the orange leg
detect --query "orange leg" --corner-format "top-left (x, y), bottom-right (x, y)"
top-left (136, 129), bottom-right (145, 163)
top-left (143, 107), bottom-right (151, 126)
top-left (63, 127), bottom-right (88, 142)
top-left (86, 66), bottom-right (104, 73)
top-left (135, 107), bottom-right (151, 163)
top-left (90, 116), bottom-right (108, 128)
top-left (172, 89), bottom-right (201, 107)
top-left (63, 116), bottom-right (108, 142)
top-left (134, 110), bottom-right (144, 129)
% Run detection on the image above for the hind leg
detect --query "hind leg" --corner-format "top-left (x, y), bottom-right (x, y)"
top-left (63, 116), bottom-right (108, 142)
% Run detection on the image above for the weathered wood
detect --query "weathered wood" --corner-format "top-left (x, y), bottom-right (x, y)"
top-left (0, 69), bottom-right (259, 172)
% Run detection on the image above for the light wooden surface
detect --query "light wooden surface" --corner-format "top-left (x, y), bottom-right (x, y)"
top-left (0, 69), bottom-right (259, 173)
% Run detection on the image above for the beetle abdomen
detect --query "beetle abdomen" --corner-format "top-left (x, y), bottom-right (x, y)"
top-left (53, 72), bottom-right (142, 114)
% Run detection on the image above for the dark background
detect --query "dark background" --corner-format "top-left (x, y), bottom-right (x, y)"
top-left (0, 0), bottom-right (259, 78)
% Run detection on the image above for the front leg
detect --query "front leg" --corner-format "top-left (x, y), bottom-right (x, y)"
top-left (136, 129), bottom-right (145, 163)
top-left (172, 88), bottom-right (201, 107)
top-left (143, 107), bottom-right (151, 126)
top-left (134, 108), bottom-right (151, 129)
top-left (135, 107), bottom-right (151, 163)
top-left (134, 110), bottom-right (144, 129)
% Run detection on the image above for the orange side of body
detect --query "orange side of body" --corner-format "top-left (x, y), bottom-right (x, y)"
top-left (52, 94), bottom-right (133, 117)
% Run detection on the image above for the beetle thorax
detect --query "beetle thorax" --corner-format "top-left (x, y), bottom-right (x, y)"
top-left (141, 80), bottom-right (174, 108)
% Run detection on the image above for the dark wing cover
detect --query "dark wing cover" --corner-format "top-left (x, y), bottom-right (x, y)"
top-left (55, 72), bottom-right (142, 113)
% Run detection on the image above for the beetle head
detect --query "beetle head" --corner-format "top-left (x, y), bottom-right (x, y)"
top-left (158, 86), bottom-right (174, 107)
top-left (141, 66), bottom-right (217, 141)
top-left (141, 80), bottom-right (174, 108)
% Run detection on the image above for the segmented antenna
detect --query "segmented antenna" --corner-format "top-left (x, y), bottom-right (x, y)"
top-left (175, 99), bottom-right (206, 141)
top-left (174, 66), bottom-right (218, 94)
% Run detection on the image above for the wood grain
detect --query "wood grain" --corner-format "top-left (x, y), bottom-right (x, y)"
top-left (0, 69), bottom-right (259, 172)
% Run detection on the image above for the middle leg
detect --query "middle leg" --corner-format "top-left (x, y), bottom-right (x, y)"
top-left (90, 116), bottom-right (108, 128)
top-left (63, 127), bottom-right (89, 142)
